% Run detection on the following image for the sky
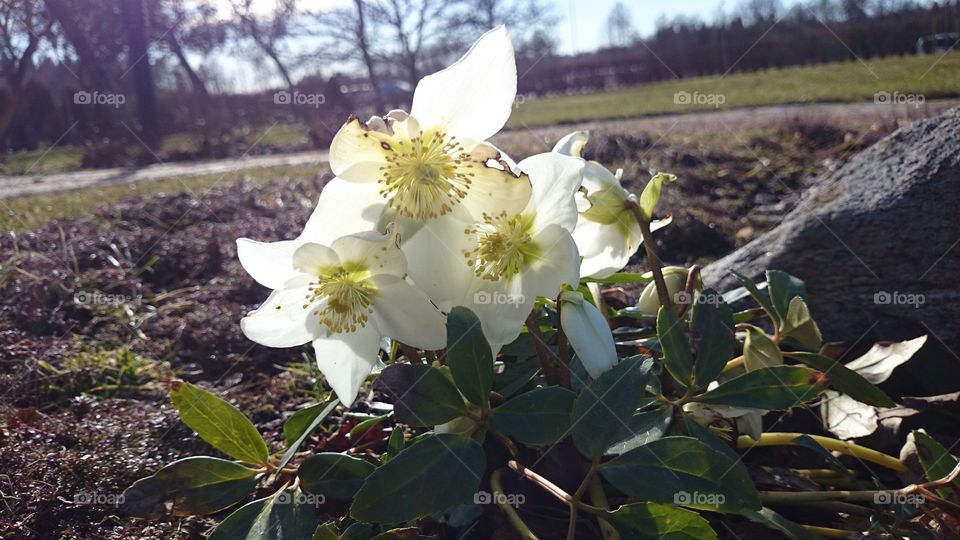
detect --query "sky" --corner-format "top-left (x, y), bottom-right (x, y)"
top-left (555, 0), bottom-right (803, 54)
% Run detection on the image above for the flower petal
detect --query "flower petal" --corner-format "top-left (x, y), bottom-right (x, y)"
top-left (552, 131), bottom-right (589, 157)
top-left (410, 25), bottom-right (516, 142)
top-left (292, 242), bottom-right (339, 275)
top-left (370, 274), bottom-right (446, 350)
top-left (236, 238), bottom-right (303, 290)
top-left (302, 178), bottom-right (387, 245)
top-left (240, 286), bottom-right (321, 348)
top-left (582, 160), bottom-right (622, 193)
top-left (399, 213), bottom-right (477, 311)
top-left (560, 294), bottom-right (617, 379)
top-left (572, 218), bottom-right (638, 279)
top-left (519, 152), bottom-right (584, 233)
top-left (329, 117), bottom-right (391, 183)
top-left (462, 277), bottom-right (534, 354)
top-left (522, 225), bottom-right (580, 298)
top-left (458, 142), bottom-right (532, 221)
top-left (313, 321), bottom-right (381, 406)
top-left (330, 229), bottom-right (407, 276)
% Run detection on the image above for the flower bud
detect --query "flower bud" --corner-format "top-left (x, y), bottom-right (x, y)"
top-left (636, 267), bottom-right (688, 314)
top-left (559, 290), bottom-right (618, 379)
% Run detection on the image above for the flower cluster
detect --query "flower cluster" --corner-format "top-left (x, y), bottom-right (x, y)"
top-left (237, 27), bottom-right (668, 405)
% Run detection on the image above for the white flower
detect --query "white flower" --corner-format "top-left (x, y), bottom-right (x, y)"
top-left (683, 397), bottom-right (765, 441)
top-left (636, 267), bottom-right (689, 314)
top-left (326, 26), bottom-right (531, 308)
top-left (553, 131), bottom-right (671, 279)
top-left (559, 290), bottom-right (617, 379)
top-left (458, 152), bottom-right (584, 352)
top-left (239, 229), bottom-right (446, 406)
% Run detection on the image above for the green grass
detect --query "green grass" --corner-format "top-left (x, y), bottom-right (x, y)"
top-left (0, 146), bottom-right (85, 175)
top-left (0, 163), bottom-right (321, 232)
top-left (509, 52), bottom-right (960, 127)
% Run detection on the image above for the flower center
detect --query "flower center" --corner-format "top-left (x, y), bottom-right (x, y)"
top-left (306, 262), bottom-right (377, 333)
top-left (378, 129), bottom-right (475, 221)
top-left (463, 212), bottom-right (540, 281)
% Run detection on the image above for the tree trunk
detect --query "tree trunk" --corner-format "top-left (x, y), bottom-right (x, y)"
top-left (119, 0), bottom-right (161, 150)
top-left (354, 0), bottom-right (384, 111)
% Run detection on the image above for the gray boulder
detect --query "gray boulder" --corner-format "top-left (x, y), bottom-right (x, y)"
top-left (702, 107), bottom-right (960, 359)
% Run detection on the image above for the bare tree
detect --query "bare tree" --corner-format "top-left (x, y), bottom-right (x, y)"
top-left (229, 0), bottom-right (299, 94)
top-left (368, 0), bottom-right (449, 90)
top-left (0, 0), bottom-right (52, 146)
top-left (120, 0), bottom-right (161, 149)
top-left (605, 1), bottom-right (636, 47)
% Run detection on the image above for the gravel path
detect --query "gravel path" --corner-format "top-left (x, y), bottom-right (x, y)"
top-left (3, 99), bottom-right (957, 199)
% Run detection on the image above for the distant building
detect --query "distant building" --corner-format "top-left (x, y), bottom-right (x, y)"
top-left (916, 33), bottom-right (959, 54)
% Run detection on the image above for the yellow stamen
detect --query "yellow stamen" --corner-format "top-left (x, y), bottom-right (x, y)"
top-left (464, 212), bottom-right (540, 281)
top-left (306, 261), bottom-right (377, 333)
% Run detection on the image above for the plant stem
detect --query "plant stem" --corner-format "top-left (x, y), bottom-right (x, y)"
top-left (587, 473), bottom-right (620, 540)
top-left (491, 468), bottom-right (538, 540)
top-left (525, 308), bottom-right (559, 385)
top-left (800, 525), bottom-right (857, 538)
top-left (555, 297), bottom-right (572, 389)
top-left (507, 460), bottom-right (606, 515)
top-left (627, 199), bottom-right (673, 312)
top-left (398, 343), bottom-right (423, 364)
top-left (737, 433), bottom-right (907, 472)
top-left (566, 460), bottom-right (600, 540)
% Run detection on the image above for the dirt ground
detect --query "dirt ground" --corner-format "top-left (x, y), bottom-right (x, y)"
top-left (0, 104), bottom-right (952, 539)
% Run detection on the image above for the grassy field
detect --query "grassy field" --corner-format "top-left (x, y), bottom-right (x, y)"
top-left (0, 163), bottom-right (320, 232)
top-left (509, 52), bottom-right (960, 127)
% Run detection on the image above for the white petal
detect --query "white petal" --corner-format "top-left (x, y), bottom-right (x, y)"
top-left (459, 142), bottom-right (532, 222)
top-left (462, 277), bottom-right (534, 353)
top-left (302, 178), bottom-right (387, 245)
top-left (572, 218), bottom-right (638, 279)
top-left (410, 26), bottom-right (516, 142)
top-left (236, 238), bottom-right (302, 290)
top-left (313, 321), bottom-right (381, 406)
top-left (552, 131), bottom-right (589, 157)
top-left (399, 213), bottom-right (477, 311)
top-left (370, 274), bottom-right (446, 350)
top-left (241, 286), bottom-right (320, 348)
top-left (522, 225), bottom-right (580, 298)
top-left (330, 230), bottom-right (407, 276)
top-left (561, 296), bottom-right (617, 379)
top-left (292, 243), bottom-right (339, 275)
top-left (329, 117), bottom-right (391, 183)
top-left (582, 161), bottom-right (622, 193)
top-left (519, 152), bottom-right (584, 233)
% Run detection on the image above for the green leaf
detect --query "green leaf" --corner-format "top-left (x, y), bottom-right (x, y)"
top-left (350, 434), bottom-right (485, 523)
top-left (349, 415), bottom-right (389, 439)
top-left (791, 434), bottom-right (847, 474)
top-left (571, 357), bottom-right (649, 459)
top-left (742, 327), bottom-right (783, 372)
top-left (385, 428), bottom-right (406, 461)
top-left (493, 358), bottom-right (540, 398)
top-left (371, 528), bottom-right (424, 540)
top-left (601, 436), bottom-right (761, 512)
top-left (781, 296), bottom-right (822, 350)
top-left (730, 270), bottom-right (778, 325)
top-left (375, 364), bottom-right (468, 427)
top-left (741, 508), bottom-right (821, 540)
top-left (208, 487), bottom-right (318, 540)
top-left (279, 399), bottom-right (340, 469)
top-left (607, 502), bottom-right (717, 539)
top-left (691, 289), bottom-right (736, 386)
top-left (170, 381), bottom-right (269, 465)
top-left (657, 306), bottom-right (693, 386)
top-left (341, 523), bottom-right (374, 540)
top-left (313, 522), bottom-right (341, 540)
top-left (786, 352), bottom-right (894, 408)
top-left (638, 172), bottom-right (677, 221)
top-left (605, 405), bottom-right (673, 455)
top-left (766, 270), bottom-right (806, 322)
top-left (121, 457), bottom-right (260, 518)
top-left (446, 307), bottom-right (494, 409)
top-left (299, 453), bottom-right (376, 501)
top-left (914, 430), bottom-right (960, 498)
top-left (489, 386), bottom-right (575, 446)
top-left (694, 366), bottom-right (826, 409)
top-left (681, 414), bottom-right (742, 462)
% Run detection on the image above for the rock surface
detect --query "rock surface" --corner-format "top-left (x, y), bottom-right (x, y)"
top-left (703, 107), bottom-right (960, 360)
